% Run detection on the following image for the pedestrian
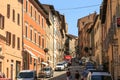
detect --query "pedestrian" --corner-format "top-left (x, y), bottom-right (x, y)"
top-left (75, 70), bottom-right (80, 80)
top-left (66, 68), bottom-right (72, 80)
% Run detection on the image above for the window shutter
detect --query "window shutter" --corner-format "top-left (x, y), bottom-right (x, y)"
top-left (2, 16), bottom-right (4, 29)
top-left (7, 4), bottom-right (10, 18)
top-left (17, 37), bottom-right (20, 50)
top-left (12, 34), bottom-right (15, 48)
top-left (0, 14), bottom-right (4, 29)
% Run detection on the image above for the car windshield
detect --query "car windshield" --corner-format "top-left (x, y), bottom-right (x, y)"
top-left (57, 63), bottom-right (63, 66)
top-left (18, 72), bottom-right (33, 78)
top-left (43, 68), bottom-right (50, 71)
top-left (91, 75), bottom-right (112, 80)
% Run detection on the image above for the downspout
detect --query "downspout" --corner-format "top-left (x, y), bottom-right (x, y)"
top-left (22, 0), bottom-right (24, 70)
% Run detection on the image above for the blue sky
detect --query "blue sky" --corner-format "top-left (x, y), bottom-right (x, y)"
top-left (39, 0), bottom-right (103, 36)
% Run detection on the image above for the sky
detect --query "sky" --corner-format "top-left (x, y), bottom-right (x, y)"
top-left (39, 0), bottom-right (103, 36)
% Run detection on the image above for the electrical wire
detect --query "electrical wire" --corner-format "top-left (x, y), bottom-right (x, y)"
top-left (57, 4), bottom-right (101, 11)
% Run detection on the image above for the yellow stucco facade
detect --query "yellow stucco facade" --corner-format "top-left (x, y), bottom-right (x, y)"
top-left (0, 0), bottom-right (23, 80)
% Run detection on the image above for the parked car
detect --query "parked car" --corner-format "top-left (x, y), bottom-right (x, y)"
top-left (16, 70), bottom-right (37, 80)
top-left (38, 66), bottom-right (54, 78)
top-left (55, 62), bottom-right (65, 71)
top-left (61, 61), bottom-right (68, 68)
top-left (79, 60), bottom-right (83, 65)
top-left (87, 71), bottom-right (113, 80)
top-left (85, 61), bottom-right (96, 69)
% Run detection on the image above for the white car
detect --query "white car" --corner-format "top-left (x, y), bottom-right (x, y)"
top-left (16, 70), bottom-right (37, 80)
top-left (55, 62), bottom-right (65, 71)
top-left (87, 71), bottom-right (113, 80)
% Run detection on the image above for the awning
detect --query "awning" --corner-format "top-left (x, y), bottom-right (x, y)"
top-left (64, 55), bottom-right (72, 60)
top-left (24, 49), bottom-right (38, 59)
top-left (41, 62), bottom-right (48, 66)
top-left (48, 60), bottom-right (53, 63)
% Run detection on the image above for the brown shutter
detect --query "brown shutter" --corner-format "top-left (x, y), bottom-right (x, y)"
top-left (9, 32), bottom-right (11, 45)
top-left (13, 9), bottom-right (15, 22)
top-left (0, 14), bottom-right (4, 29)
top-left (2, 16), bottom-right (4, 29)
top-left (39, 35), bottom-right (41, 47)
top-left (17, 37), bottom-right (20, 50)
top-left (12, 34), bottom-right (15, 48)
top-left (7, 4), bottom-right (10, 18)
top-left (42, 38), bottom-right (44, 49)
top-left (17, 13), bottom-right (20, 25)
top-left (6, 32), bottom-right (11, 45)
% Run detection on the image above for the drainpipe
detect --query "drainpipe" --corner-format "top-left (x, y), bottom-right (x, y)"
top-left (53, 16), bottom-right (55, 69)
top-left (22, 0), bottom-right (24, 70)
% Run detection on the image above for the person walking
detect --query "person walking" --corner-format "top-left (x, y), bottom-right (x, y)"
top-left (75, 70), bottom-right (80, 80)
top-left (66, 68), bottom-right (72, 80)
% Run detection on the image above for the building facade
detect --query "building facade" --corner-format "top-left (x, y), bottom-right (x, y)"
top-left (23, 0), bottom-right (49, 72)
top-left (77, 13), bottom-right (97, 58)
top-left (100, 0), bottom-right (120, 79)
top-left (93, 15), bottom-right (102, 68)
top-left (0, 0), bottom-right (23, 79)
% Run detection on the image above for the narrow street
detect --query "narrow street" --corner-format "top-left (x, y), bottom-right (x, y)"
top-left (38, 59), bottom-right (84, 80)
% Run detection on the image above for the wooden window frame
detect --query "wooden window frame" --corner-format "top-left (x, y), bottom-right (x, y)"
top-left (38, 15), bottom-right (40, 24)
top-left (30, 27), bottom-right (33, 41)
top-left (26, 0), bottom-right (28, 12)
top-left (30, 6), bottom-right (32, 17)
top-left (38, 34), bottom-right (41, 47)
top-left (34, 32), bottom-right (36, 43)
top-left (25, 24), bottom-right (28, 38)
top-left (12, 34), bottom-right (15, 48)
top-left (17, 13), bottom-right (20, 25)
top-left (6, 31), bottom-right (11, 46)
top-left (42, 38), bottom-right (44, 49)
top-left (42, 18), bottom-right (44, 28)
top-left (0, 14), bottom-right (4, 29)
top-left (7, 4), bottom-right (10, 18)
top-left (17, 37), bottom-right (20, 50)
top-left (13, 9), bottom-right (15, 22)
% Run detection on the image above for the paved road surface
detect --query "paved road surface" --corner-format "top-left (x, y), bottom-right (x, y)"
top-left (38, 58), bottom-right (84, 80)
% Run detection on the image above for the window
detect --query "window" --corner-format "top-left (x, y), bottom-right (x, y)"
top-left (6, 68), bottom-right (9, 78)
top-left (12, 34), bottom-right (15, 48)
top-left (17, 13), bottom-right (20, 25)
top-left (25, 24), bottom-right (28, 38)
top-left (38, 15), bottom-right (40, 24)
top-left (13, 9), bottom-right (15, 22)
top-left (18, 0), bottom-right (23, 3)
top-left (38, 35), bottom-right (41, 47)
top-left (30, 55), bottom-right (32, 64)
top-left (30, 6), bottom-right (32, 17)
top-left (42, 18), bottom-right (44, 28)
top-left (0, 46), bottom-right (2, 55)
top-left (26, 0), bottom-right (28, 12)
top-left (7, 4), bottom-right (10, 18)
top-left (42, 38), bottom-right (44, 49)
top-left (34, 32), bottom-right (36, 43)
top-left (6, 31), bottom-right (11, 45)
top-left (17, 37), bottom-right (20, 50)
top-left (0, 62), bottom-right (2, 72)
top-left (30, 28), bottom-right (32, 41)
top-left (35, 11), bottom-right (36, 21)
top-left (0, 14), bottom-right (4, 29)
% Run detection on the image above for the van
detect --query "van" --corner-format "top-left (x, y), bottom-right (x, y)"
top-left (16, 70), bottom-right (37, 80)
top-left (87, 71), bottom-right (113, 80)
